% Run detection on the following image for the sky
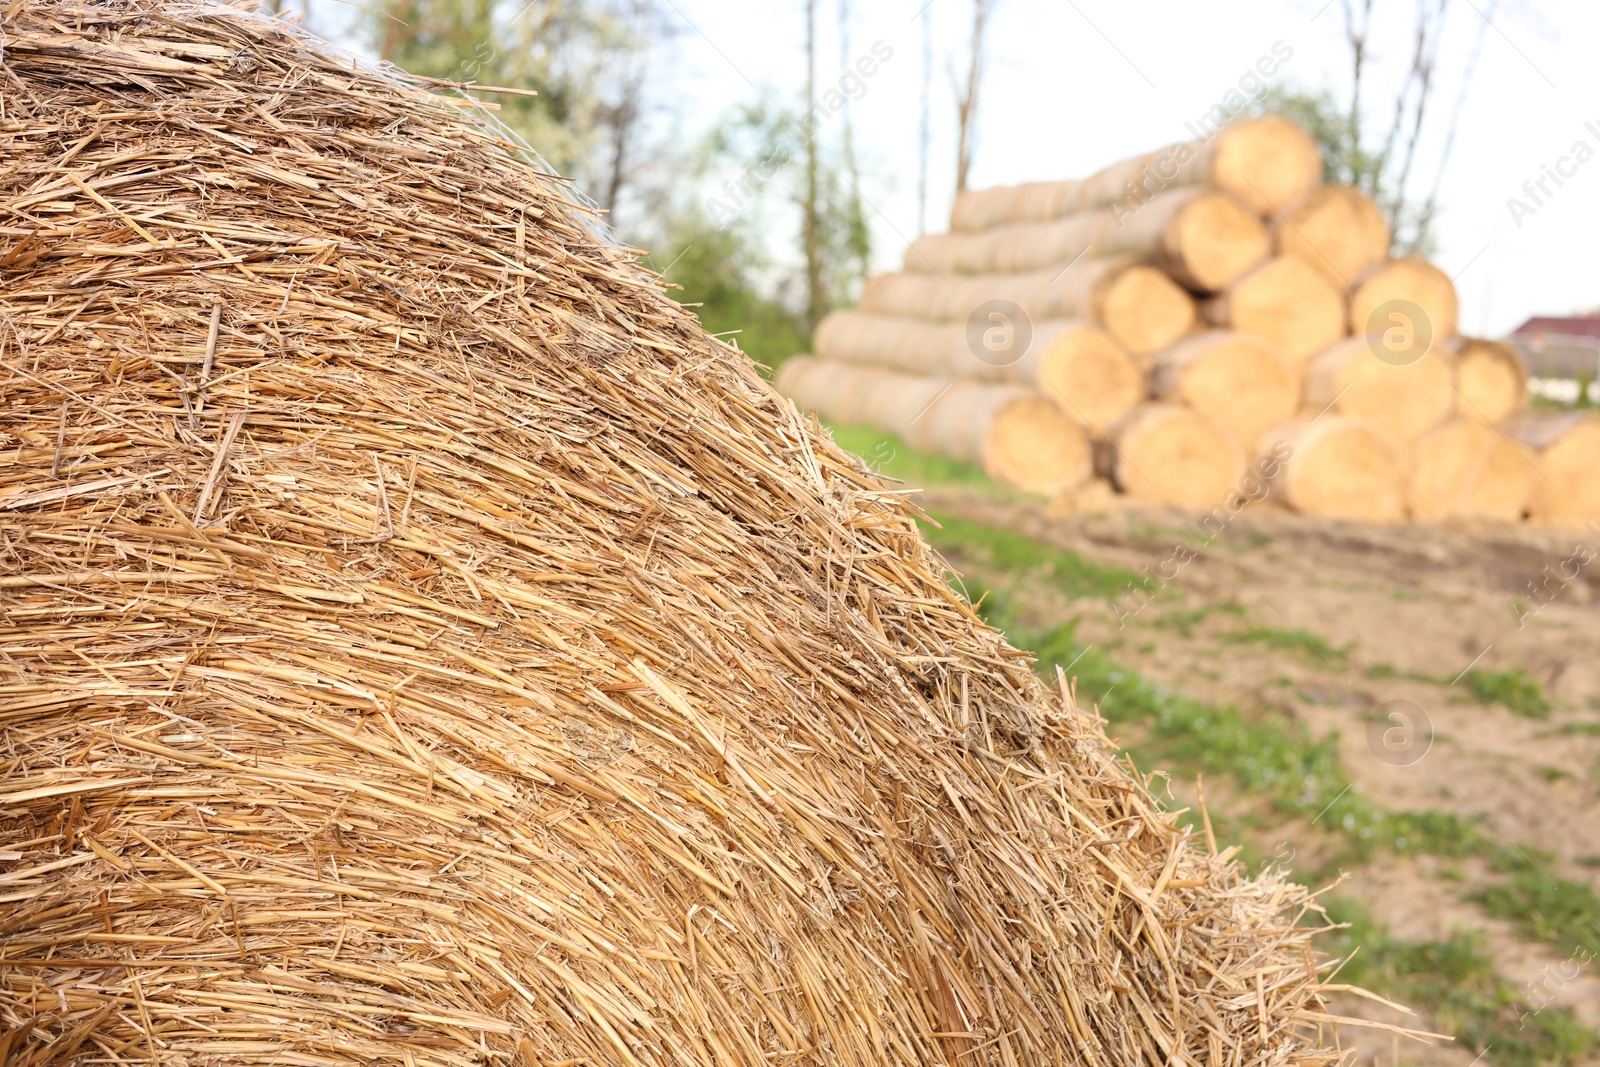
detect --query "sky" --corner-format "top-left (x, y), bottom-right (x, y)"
top-left (305, 0), bottom-right (1599, 339)
top-left (652, 0), bottom-right (1598, 338)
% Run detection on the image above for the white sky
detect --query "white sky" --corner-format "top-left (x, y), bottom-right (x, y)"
top-left (305, 0), bottom-right (1598, 338)
top-left (654, 0), bottom-right (1597, 338)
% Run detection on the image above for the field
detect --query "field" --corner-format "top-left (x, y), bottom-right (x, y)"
top-left (828, 423), bottom-right (1600, 1067)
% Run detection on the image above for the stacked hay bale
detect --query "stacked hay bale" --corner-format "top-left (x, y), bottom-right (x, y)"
top-left (781, 116), bottom-right (1593, 527)
top-left (0, 4), bottom-right (1340, 1066)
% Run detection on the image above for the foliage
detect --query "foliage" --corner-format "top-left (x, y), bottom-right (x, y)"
top-left (1253, 85), bottom-right (1444, 257)
top-left (634, 99), bottom-right (875, 371)
top-left (364, 0), bottom-right (658, 189)
top-left (640, 200), bottom-right (809, 371)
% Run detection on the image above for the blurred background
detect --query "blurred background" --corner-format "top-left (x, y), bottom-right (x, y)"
top-left (282, 0), bottom-right (1597, 368)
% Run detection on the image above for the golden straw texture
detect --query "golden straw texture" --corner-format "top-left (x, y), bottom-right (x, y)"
top-left (0, 3), bottom-right (1337, 1065)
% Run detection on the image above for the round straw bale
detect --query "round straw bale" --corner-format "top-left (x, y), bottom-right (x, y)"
top-left (812, 312), bottom-right (1143, 433)
top-left (1026, 321), bottom-right (1147, 431)
top-left (949, 179), bottom-right (1082, 231)
top-left (1103, 404), bottom-right (1244, 507)
top-left (1192, 115), bottom-right (1324, 215)
top-left (1095, 260), bottom-right (1199, 357)
top-left (0, 5), bottom-right (1338, 1066)
top-left (1349, 256), bottom-right (1460, 342)
top-left (1265, 416), bottom-right (1407, 523)
top-left (1068, 117), bottom-right (1321, 218)
top-left (1303, 335), bottom-right (1456, 441)
top-left (1446, 336), bottom-right (1529, 424)
top-left (1097, 187), bottom-right (1271, 292)
top-left (1507, 414), bottom-right (1600, 527)
top-left (855, 258), bottom-right (1194, 358)
top-left (781, 358), bottom-right (1092, 494)
top-left (917, 382), bottom-right (1095, 493)
top-left (1409, 418), bottom-right (1535, 523)
top-left (1150, 331), bottom-right (1300, 449)
top-left (1201, 255), bottom-right (1347, 366)
top-left (904, 212), bottom-right (1107, 274)
top-left (1273, 186), bottom-right (1390, 284)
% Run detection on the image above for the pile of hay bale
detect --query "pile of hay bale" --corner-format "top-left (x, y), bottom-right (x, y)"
top-left (0, 3), bottom-right (1342, 1066)
top-left (779, 116), bottom-right (1599, 527)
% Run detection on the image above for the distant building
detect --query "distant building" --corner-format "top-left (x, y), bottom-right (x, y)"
top-left (1508, 315), bottom-right (1600, 379)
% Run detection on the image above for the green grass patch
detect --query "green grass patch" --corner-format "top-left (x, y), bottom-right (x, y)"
top-left (823, 424), bottom-right (994, 490)
top-left (918, 512), bottom-right (1600, 949)
top-left (1152, 603), bottom-right (1245, 638)
top-left (1479, 859), bottom-right (1600, 960)
top-left (1460, 668), bottom-right (1552, 719)
top-left (1366, 663), bottom-right (1444, 685)
top-left (1362, 663), bottom-right (1554, 721)
top-left (1325, 900), bottom-right (1596, 1067)
top-left (924, 513), bottom-right (1137, 602)
top-left (1222, 626), bottom-right (1352, 668)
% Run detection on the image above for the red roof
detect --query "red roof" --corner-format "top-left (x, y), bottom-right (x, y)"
top-left (1513, 315), bottom-right (1600, 338)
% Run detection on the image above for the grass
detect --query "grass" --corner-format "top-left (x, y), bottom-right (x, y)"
top-left (1365, 663), bottom-right (1555, 719)
top-left (823, 424), bottom-right (996, 491)
top-left (1222, 626), bottom-right (1353, 668)
top-left (1151, 603), bottom-right (1244, 637)
top-left (1366, 663), bottom-right (1440, 685)
top-left (922, 512), bottom-right (1137, 602)
top-left (916, 512), bottom-right (1600, 935)
top-left (1324, 900), bottom-right (1596, 1067)
top-left (811, 428), bottom-right (1600, 1055)
top-left (1460, 667), bottom-right (1553, 719)
top-left (1479, 859), bottom-right (1600, 960)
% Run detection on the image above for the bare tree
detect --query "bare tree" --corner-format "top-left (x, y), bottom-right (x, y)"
top-left (1322, 0), bottom-right (1459, 252)
top-left (917, 2), bottom-right (932, 235)
top-left (1414, 0), bottom-right (1496, 248)
top-left (836, 0), bottom-right (869, 287)
top-left (952, 0), bottom-right (991, 196)
top-left (592, 1), bottom-right (671, 219)
top-left (802, 0), bottom-right (825, 330)
top-left (1338, 0), bottom-right (1376, 186)
top-left (1388, 1), bottom-right (1451, 232)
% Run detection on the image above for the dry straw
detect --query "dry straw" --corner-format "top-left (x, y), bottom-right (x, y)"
top-left (0, 2), bottom-right (1356, 1064)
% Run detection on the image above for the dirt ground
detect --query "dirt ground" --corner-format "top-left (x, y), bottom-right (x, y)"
top-left (921, 486), bottom-right (1600, 1062)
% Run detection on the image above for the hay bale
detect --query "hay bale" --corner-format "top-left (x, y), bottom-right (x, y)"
top-left (1200, 256), bottom-right (1347, 366)
top-left (1303, 336), bottom-right (1456, 442)
top-left (949, 179), bottom-right (1084, 231)
top-left (1349, 256), bottom-right (1460, 342)
top-left (778, 357), bottom-right (1093, 494)
top-left (856, 258), bottom-right (1195, 359)
top-left (0, 4), bottom-right (1336, 1066)
top-left (906, 212), bottom-right (1107, 274)
top-left (1272, 187), bottom-right (1390, 285)
top-left (813, 312), bottom-right (1145, 434)
top-left (1077, 116), bottom-right (1322, 217)
top-left (1508, 414), bottom-right (1600, 527)
top-left (906, 189), bottom-right (1268, 293)
top-left (1409, 419), bottom-right (1535, 523)
top-left (1445, 337), bottom-right (1529, 424)
top-left (1102, 404), bottom-right (1244, 508)
top-left (1150, 332), bottom-right (1301, 450)
top-left (1094, 187), bottom-right (1271, 292)
top-left (1265, 417), bottom-right (1407, 523)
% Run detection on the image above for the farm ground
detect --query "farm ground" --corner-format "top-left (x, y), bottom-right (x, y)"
top-left (828, 423), bottom-right (1600, 1067)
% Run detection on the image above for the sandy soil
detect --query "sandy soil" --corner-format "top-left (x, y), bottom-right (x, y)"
top-left (920, 487), bottom-right (1600, 1057)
